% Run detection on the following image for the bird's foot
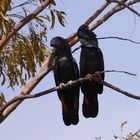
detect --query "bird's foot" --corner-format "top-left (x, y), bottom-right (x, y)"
top-left (68, 80), bottom-right (73, 85)
top-left (86, 74), bottom-right (93, 81)
top-left (95, 71), bottom-right (101, 79)
top-left (59, 83), bottom-right (65, 89)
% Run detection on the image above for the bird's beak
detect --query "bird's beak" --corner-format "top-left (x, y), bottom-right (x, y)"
top-left (52, 47), bottom-right (57, 55)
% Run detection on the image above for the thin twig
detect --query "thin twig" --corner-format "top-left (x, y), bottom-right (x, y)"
top-left (108, 0), bottom-right (140, 17)
top-left (98, 37), bottom-right (140, 45)
top-left (72, 46), bottom-right (81, 54)
top-left (2, 36), bottom-right (140, 54)
top-left (11, 0), bottom-right (32, 9)
top-left (67, 1), bottom-right (111, 42)
top-left (101, 79), bottom-right (140, 100)
top-left (98, 70), bottom-right (136, 76)
top-left (71, 36), bottom-right (140, 54)
top-left (93, 75), bottom-right (140, 100)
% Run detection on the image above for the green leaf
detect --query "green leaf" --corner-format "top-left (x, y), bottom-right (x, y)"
top-left (41, 45), bottom-right (50, 57)
top-left (46, 15), bottom-right (50, 22)
top-left (0, 13), bottom-right (8, 21)
top-left (56, 11), bottom-right (66, 27)
top-left (60, 11), bottom-right (67, 15)
top-left (38, 15), bottom-right (50, 22)
top-left (22, 7), bottom-right (27, 17)
top-left (50, 10), bottom-right (55, 29)
top-left (50, 0), bottom-right (56, 6)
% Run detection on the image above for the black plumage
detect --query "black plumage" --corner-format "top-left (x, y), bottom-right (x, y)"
top-left (77, 25), bottom-right (104, 118)
top-left (50, 37), bottom-right (80, 126)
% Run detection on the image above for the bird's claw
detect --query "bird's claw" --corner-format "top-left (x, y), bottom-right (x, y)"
top-left (95, 71), bottom-right (101, 79)
top-left (86, 74), bottom-right (93, 81)
top-left (59, 83), bottom-right (65, 89)
top-left (68, 80), bottom-right (73, 85)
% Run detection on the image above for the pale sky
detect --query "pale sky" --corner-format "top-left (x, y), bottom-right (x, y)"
top-left (1, 1), bottom-right (140, 140)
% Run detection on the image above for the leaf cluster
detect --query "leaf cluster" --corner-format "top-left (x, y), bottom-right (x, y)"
top-left (0, 0), bottom-right (66, 89)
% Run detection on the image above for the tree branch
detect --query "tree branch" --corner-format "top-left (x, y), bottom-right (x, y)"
top-left (89, 0), bottom-right (139, 31)
top-left (98, 70), bottom-right (136, 76)
top-left (67, 1), bottom-right (112, 43)
top-left (99, 78), bottom-right (140, 100)
top-left (0, 70), bottom-right (138, 116)
top-left (69, 0), bottom-right (140, 46)
top-left (2, 36), bottom-right (140, 54)
top-left (11, 0), bottom-right (32, 10)
top-left (127, 129), bottom-right (140, 139)
top-left (0, 0), bottom-right (53, 52)
top-left (98, 36), bottom-right (140, 45)
top-left (108, 0), bottom-right (140, 17)
top-left (72, 36), bottom-right (140, 54)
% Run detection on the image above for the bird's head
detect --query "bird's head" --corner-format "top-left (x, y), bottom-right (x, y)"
top-left (50, 36), bottom-right (70, 54)
top-left (77, 25), bottom-right (97, 45)
top-left (77, 25), bottom-right (89, 38)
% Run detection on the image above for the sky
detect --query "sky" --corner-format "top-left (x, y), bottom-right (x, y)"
top-left (0, 0), bottom-right (140, 140)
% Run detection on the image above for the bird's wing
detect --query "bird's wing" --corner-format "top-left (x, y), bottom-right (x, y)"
top-left (80, 45), bottom-right (86, 78)
top-left (53, 57), bottom-right (60, 86)
top-left (98, 48), bottom-right (104, 80)
top-left (72, 58), bottom-right (79, 80)
top-left (53, 57), bottom-right (63, 100)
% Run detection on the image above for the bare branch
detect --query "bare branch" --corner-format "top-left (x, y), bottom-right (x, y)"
top-left (86, 73), bottom-right (140, 100)
top-left (127, 129), bottom-right (140, 139)
top-left (99, 70), bottom-right (136, 76)
top-left (67, 1), bottom-right (111, 42)
top-left (89, 0), bottom-right (140, 31)
top-left (11, 0), bottom-right (32, 9)
top-left (69, 0), bottom-right (140, 46)
top-left (72, 46), bottom-right (81, 54)
top-left (100, 79), bottom-right (140, 100)
top-left (98, 36), bottom-right (140, 45)
top-left (71, 36), bottom-right (140, 54)
top-left (108, 0), bottom-right (140, 17)
top-left (3, 36), bottom-right (140, 55)
top-left (0, 69), bottom-right (138, 117)
top-left (0, 0), bottom-right (52, 52)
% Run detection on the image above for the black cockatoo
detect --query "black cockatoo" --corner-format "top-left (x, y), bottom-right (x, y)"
top-left (77, 25), bottom-right (104, 118)
top-left (50, 37), bottom-right (80, 126)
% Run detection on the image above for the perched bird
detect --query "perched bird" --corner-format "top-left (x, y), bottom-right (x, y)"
top-left (50, 37), bottom-right (80, 126)
top-left (77, 25), bottom-right (104, 118)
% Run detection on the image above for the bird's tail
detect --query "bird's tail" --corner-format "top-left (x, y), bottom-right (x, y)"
top-left (61, 98), bottom-right (79, 126)
top-left (71, 96), bottom-right (79, 125)
top-left (62, 110), bottom-right (71, 126)
top-left (82, 94), bottom-right (98, 118)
